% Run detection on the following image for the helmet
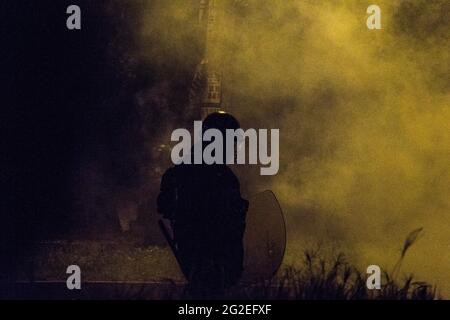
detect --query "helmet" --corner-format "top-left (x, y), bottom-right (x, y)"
top-left (202, 112), bottom-right (240, 135)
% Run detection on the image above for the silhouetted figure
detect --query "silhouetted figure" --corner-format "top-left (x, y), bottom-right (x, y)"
top-left (157, 112), bottom-right (248, 297)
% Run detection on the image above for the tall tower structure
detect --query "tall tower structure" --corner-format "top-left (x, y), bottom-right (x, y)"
top-left (199, 0), bottom-right (224, 119)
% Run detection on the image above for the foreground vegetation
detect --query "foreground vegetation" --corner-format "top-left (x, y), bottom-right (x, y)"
top-left (17, 228), bottom-right (437, 299)
top-left (224, 252), bottom-right (437, 300)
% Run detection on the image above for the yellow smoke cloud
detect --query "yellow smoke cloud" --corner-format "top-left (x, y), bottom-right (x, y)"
top-left (137, 0), bottom-right (450, 296)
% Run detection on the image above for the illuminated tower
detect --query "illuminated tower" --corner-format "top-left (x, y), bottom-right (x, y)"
top-left (199, 0), bottom-right (224, 119)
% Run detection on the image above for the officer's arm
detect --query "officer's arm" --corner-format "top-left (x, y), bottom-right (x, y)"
top-left (230, 175), bottom-right (249, 219)
top-left (157, 168), bottom-right (176, 220)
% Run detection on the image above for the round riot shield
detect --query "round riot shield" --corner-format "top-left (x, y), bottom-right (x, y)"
top-left (242, 190), bottom-right (286, 281)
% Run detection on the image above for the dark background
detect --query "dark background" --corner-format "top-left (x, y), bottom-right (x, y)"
top-left (1, 0), bottom-right (201, 281)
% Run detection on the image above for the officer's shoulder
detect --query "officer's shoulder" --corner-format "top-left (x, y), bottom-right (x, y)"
top-left (161, 165), bottom-right (179, 180)
top-left (221, 166), bottom-right (239, 184)
top-left (162, 164), bottom-right (191, 178)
